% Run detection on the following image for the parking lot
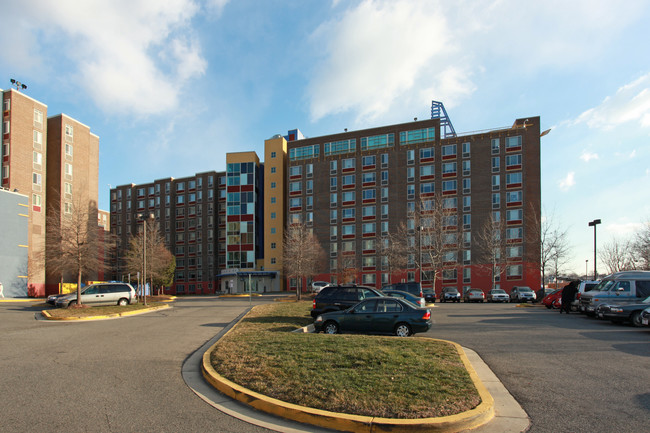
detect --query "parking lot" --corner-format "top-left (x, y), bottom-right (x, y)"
top-left (427, 302), bottom-right (650, 433)
top-left (0, 298), bottom-right (647, 433)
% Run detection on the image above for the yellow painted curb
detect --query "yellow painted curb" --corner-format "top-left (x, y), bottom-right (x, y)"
top-left (40, 304), bottom-right (170, 321)
top-left (201, 311), bottom-right (494, 433)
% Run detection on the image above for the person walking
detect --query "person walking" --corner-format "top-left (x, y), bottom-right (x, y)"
top-left (0, 281), bottom-right (4, 298)
top-left (560, 280), bottom-right (578, 314)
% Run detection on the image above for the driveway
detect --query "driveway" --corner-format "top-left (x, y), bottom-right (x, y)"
top-left (427, 302), bottom-right (650, 433)
top-left (0, 297), bottom-right (278, 433)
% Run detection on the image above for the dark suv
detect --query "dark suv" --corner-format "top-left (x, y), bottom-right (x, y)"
top-left (311, 284), bottom-right (384, 318)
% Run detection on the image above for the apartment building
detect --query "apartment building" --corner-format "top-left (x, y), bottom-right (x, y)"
top-left (1, 88), bottom-right (101, 296)
top-left (110, 112), bottom-right (541, 296)
top-left (1, 88), bottom-right (48, 295)
top-left (281, 116), bottom-right (542, 293)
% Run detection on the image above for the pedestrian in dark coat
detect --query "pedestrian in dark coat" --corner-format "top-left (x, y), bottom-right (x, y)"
top-left (560, 280), bottom-right (578, 314)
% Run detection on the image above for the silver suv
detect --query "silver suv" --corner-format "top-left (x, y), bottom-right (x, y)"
top-left (509, 286), bottom-right (536, 303)
top-left (55, 283), bottom-right (137, 308)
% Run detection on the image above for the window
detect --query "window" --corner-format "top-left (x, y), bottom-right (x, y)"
top-left (289, 165), bottom-right (302, 177)
top-left (462, 178), bottom-right (471, 194)
top-left (1, 142), bottom-right (8, 157)
top-left (381, 170), bottom-right (388, 185)
top-left (330, 209), bottom-right (337, 223)
top-left (506, 190), bottom-right (523, 204)
top-left (271, 242), bottom-right (276, 249)
top-left (342, 174), bottom-right (355, 187)
top-left (507, 246), bottom-right (523, 258)
top-left (342, 191), bottom-right (355, 202)
top-left (506, 172), bottom-right (522, 186)
top-left (65, 124), bottom-right (73, 141)
top-left (462, 142), bottom-right (470, 157)
top-left (330, 160), bottom-right (337, 174)
top-left (406, 149), bottom-right (415, 165)
top-left (362, 189), bottom-right (376, 200)
top-left (492, 193), bottom-right (501, 209)
top-left (407, 184), bottom-right (415, 199)
top-left (462, 196), bottom-right (471, 211)
top-left (362, 155), bottom-right (376, 166)
top-left (492, 175), bottom-right (500, 191)
top-left (420, 182), bottom-right (435, 194)
top-left (407, 167), bottom-right (415, 182)
top-left (362, 222), bottom-right (376, 234)
top-left (342, 158), bottom-right (355, 170)
top-left (330, 193), bottom-right (337, 206)
top-left (507, 264), bottom-right (523, 278)
top-left (442, 180), bottom-right (457, 194)
top-left (441, 144), bottom-right (456, 158)
top-left (64, 182), bottom-right (72, 196)
top-left (362, 205), bottom-right (376, 218)
top-left (362, 172), bottom-right (376, 184)
top-left (381, 153), bottom-right (389, 167)
top-left (420, 165), bottom-right (434, 177)
top-left (64, 202), bottom-right (73, 214)
top-left (33, 151), bottom-right (42, 167)
top-left (462, 160), bottom-right (470, 175)
top-left (492, 156), bottom-right (500, 172)
top-left (342, 224), bottom-right (355, 236)
top-left (271, 182), bottom-right (276, 189)
top-left (506, 227), bottom-right (523, 241)
top-left (506, 135), bottom-right (522, 149)
top-left (32, 172), bottom-right (42, 186)
top-left (32, 194), bottom-right (42, 208)
top-left (419, 147), bottom-right (434, 160)
top-left (491, 138), bottom-right (500, 154)
top-left (306, 163), bottom-right (313, 177)
top-left (33, 130), bottom-right (42, 146)
top-left (463, 214), bottom-right (471, 228)
top-left (442, 162), bottom-right (457, 175)
top-left (271, 151), bottom-right (276, 158)
top-left (506, 154), bottom-right (522, 168)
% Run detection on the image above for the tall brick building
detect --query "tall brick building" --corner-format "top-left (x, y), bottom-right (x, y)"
top-left (1, 88), bottom-right (101, 296)
top-left (110, 109), bottom-right (542, 296)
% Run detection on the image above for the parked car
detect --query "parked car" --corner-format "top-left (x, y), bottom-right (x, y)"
top-left (422, 288), bottom-right (436, 303)
top-left (509, 286), bottom-right (536, 303)
top-left (310, 281), bottom-right (330, 293)
top-left (541, 289), bottom-right (562, 309)
top-left (55, 283), bottom-right (137, 308)
top-left (536, 288), bottom-right (555, 303)
top-left (382, 289), bottom-right (426, 308)
top-left (579, 271), bottom-right (650, 316)
top-left (486, 288), bottom-right (509, 303)
top-left (463, 289), bottom-right (485, 303)
top-left (313, 297), bottom-right (432, 337)
top-left (381, 282), bottom-right (424, 298)
top-left (440, 287), bottom-right (461, 303)
top-left (573, 280), bottom-right (600, 309)
top-left (46, 293), bottom-right (71, 306)
top-left (596, 296), bottom-right (650, 327)
top-left (641, 306), bottom-right (650, 326)
top-left (310, 284), bottom-right (384, 318)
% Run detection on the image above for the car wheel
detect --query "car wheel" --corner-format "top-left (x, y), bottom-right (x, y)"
top-left (323, 321), bottom-right (339, 334)
top-left (630, 311), bottom-right (643, 327)
top-left (117, 298), bottom-right (128, 306)
top-left (394, 323), bottom-right (412, 337)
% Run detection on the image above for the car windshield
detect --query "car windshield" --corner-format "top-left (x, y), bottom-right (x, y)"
top-left (470, 290), bottom-right (481, 294)
top-left (492, 289), bottom-right (506, 294)
top-left (519, 287), bottom-right (533, 292)
top-left (593, 280), bottom-right (615, 292)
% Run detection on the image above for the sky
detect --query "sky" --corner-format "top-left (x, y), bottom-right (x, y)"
top-left (2, 0), bottom-right (650, 277)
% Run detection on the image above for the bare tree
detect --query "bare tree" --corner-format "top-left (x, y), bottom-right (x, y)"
top-left (529, 208), bottom-right (570, 287)
top-left (334, 254), bottom-right (358, 285)
top-left (44, 197), bottom-right (106, 306)
top-left (600, 236), bottom-right (636, 274)
top-left (123, 219), bottom-right (174, 297)
top-left (392, 196), bottom-right (461, 290)
top-left (476, 212), bottom-right (507, 290)
top-left (632, 219), bottom-right (650, 270)
top-left (283, 222), bottom-right (325, 299)
top-left (379, 232), bottom-right (409, 280)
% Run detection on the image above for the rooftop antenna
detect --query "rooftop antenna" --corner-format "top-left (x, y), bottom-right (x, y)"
top-left (431, 100), bottom-right (456, 138)
top-left (10, 78), bottom-right (27, 91)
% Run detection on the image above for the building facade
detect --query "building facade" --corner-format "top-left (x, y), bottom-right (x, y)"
top-left (0, 189), bottom-right (29, 297)
top-left (282, 116), bottom-right (541, 294)
top-left (110, 112), bottom-right (541, 296)
top-left (1, 88), bottom-right (102, 296)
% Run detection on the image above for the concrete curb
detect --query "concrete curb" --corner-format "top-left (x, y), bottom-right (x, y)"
top-left (40, 304), bottom-right (171, 321)
top-left (201, 310), bottom-right (495, 433)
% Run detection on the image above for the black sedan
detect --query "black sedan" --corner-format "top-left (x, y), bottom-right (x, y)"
top-left (313, 297), bottom-right (432, 337)
top-left (598, 296), bottom-right (650, 327)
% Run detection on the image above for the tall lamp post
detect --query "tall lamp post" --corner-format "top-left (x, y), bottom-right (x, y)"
top-left (418, 226), bottom-right (424, 285)
top-left (138, 213), bottom-right (155, 305)
top-left (585, 259), bottom-right (588, 279)
top-left (588, 219), bottom-right (601, 280)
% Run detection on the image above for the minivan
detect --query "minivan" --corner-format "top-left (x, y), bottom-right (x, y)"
top-left (55, 283), bottom-right (138, 308)
top-left (579, 271), bottom-right (650, 315)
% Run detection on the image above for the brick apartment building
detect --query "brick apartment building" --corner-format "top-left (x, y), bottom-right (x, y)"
top-left (1, 87), bottom-right (101, 296)
top-left (110, 108), bottom-right (542, 296)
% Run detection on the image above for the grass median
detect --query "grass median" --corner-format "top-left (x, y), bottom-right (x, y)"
top-left (209, 301), bottom-right (481, 419)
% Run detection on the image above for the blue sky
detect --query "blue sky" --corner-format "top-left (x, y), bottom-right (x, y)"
top-left (2, 0), bottom-right (650, 276)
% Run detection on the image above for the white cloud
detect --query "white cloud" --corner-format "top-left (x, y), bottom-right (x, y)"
top-left (573, 73), bottom-right (650, 130)
top-left (580, 151), bottom-right (599, 162)
top-left (558, 172), bottom-right (575, 191)
top-left (307, 0), bottom-right (646, 123)
top-left (3, 0), bottom-right (211, 116)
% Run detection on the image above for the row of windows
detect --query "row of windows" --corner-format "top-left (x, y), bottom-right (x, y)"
top-left (112, 176), bottom-right (221, 201)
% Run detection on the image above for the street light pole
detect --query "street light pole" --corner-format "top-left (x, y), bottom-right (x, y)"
top-left (138, 213), bottom-right (154, 305)
top-left (588, 219), bottom-right (601, 280)
top-left (585, 259), bottom-right (588, 279)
